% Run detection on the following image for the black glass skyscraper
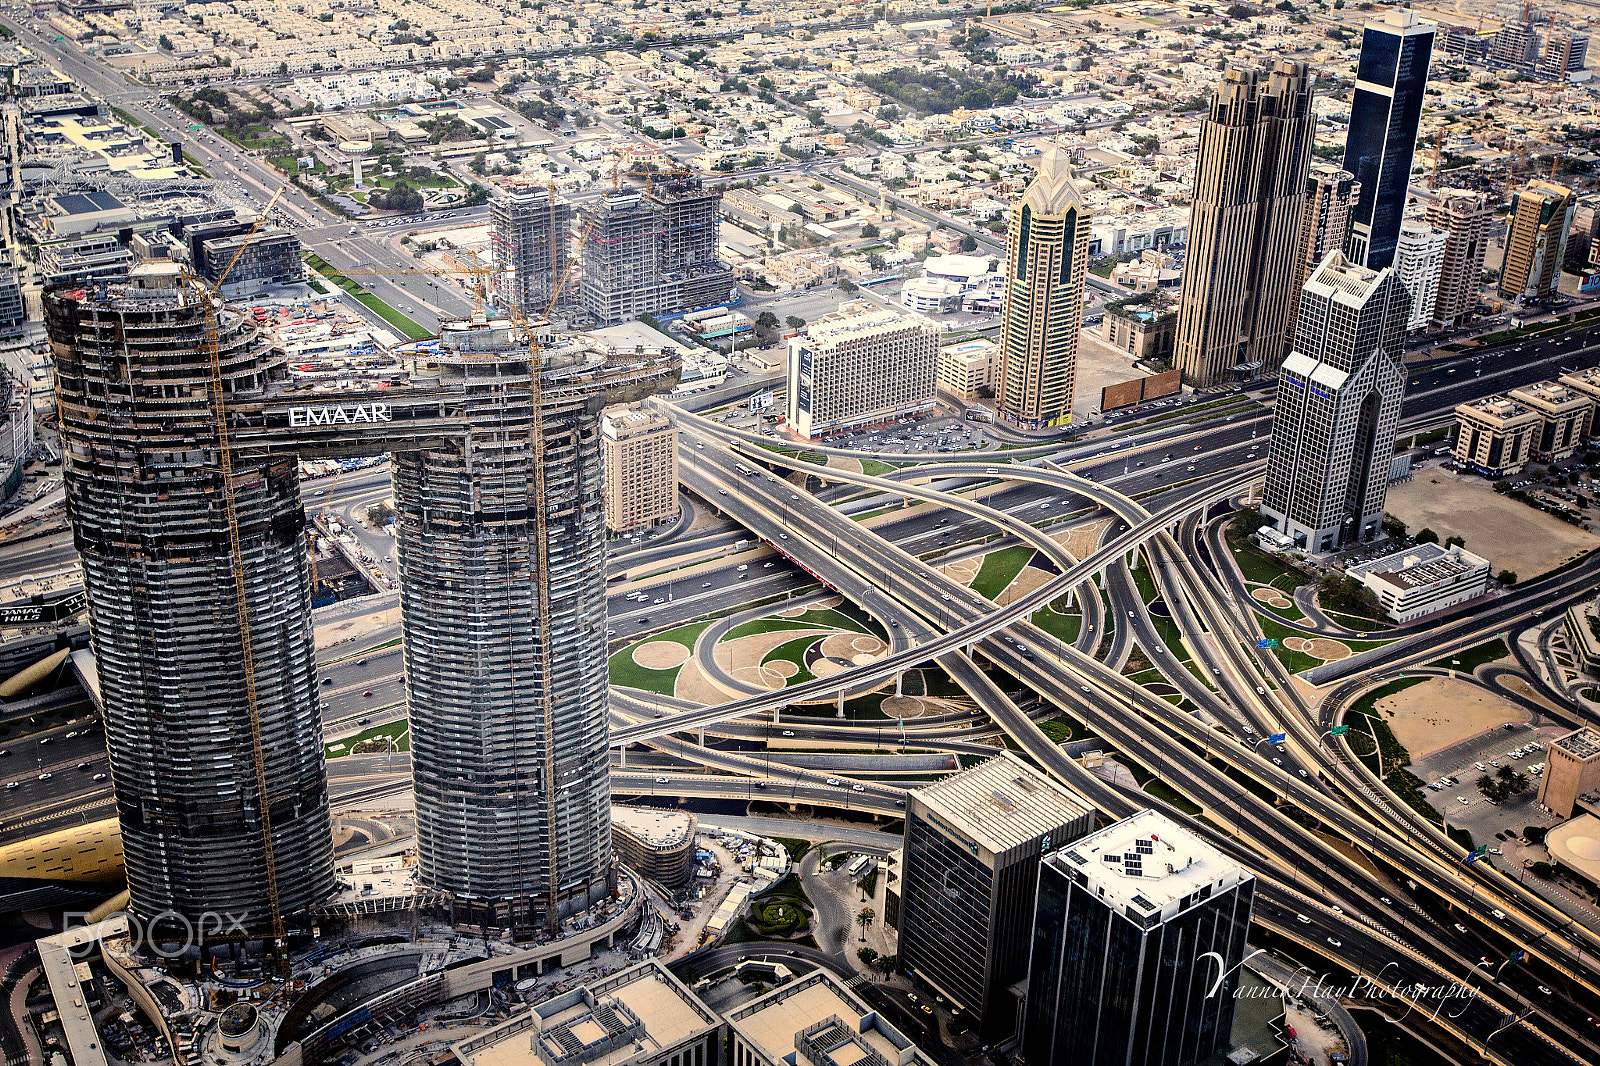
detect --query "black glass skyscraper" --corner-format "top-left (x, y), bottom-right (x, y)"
top-left (1024, 811), bottom-right (1255, 1066)
top-left (1343, 9), bottom-right (1435, 271)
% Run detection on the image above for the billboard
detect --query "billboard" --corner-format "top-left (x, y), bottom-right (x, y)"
top-left (1101, 369), bottom-right (1182, 411)
top-left (749, 391), bottom-right (775, 411)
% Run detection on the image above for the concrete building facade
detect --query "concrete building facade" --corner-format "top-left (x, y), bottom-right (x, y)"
top-left (1452, 396), bottom-right (1541, 476)
top-left (1507, 381), bottom-right (1593, 461)
top-left (1423, 189), bottom-right (1494, 328)
top-left (896, 752), bottom-right (1095, 1040)
top-left (995, 147), bottom-right (1091, 427)
top-left (610, 808), bottom-right (697, 891)
top-left (578, 178), bottom-right (734, 326)
top-left (786, 301), bottom-right (938, 439)
top-left (1344, 10), bottom-right (1436, 270)
top-left (1539, 728), bottom-right (1600, 819)
top-left (1288, 163), bottom-right (1359, 343)
top-left (1173, 61), bottom-right (1314, 386)
top-left (936, 338), bottom-right (994, 400)
top-left (1393, 221), bottom-right (1447, 332)
top-left (1558, 366), bottom-right (1600, 435)
top-left (601, 405), bottom-right (678, 533)
top-left (1501, 180), bottom-right (1575, 302)
top-left (1261, 252), bottom-right (1409, 553)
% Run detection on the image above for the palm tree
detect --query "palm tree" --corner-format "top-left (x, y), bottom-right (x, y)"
top-left (856, 906), bottom-right (875, 941)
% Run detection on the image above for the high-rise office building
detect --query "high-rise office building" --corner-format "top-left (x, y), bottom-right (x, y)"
top-left (49, 264), bottom-right (679, 936)
top-left (1288, 164), bottom-right (1359, 344)
top-left (786, 301), bottom-right (938, 438)
top-left (578, 176), bottom-right (734, 325)
top-left (47, 264), bottom-right (337, 929)
top-left (1344, 10), bottom-right (1436, 270)
top-left (1393, 221), bottom-right (1448, 332)
top-left (1024, 809), bottom-right (1256, 1066)
top-left (0, 267), bottom-right (24, 337)
top-left (896, 752), bottom-right (1095, 1040)
top-left (601, 404), bottom-right (678, 532)
top-left (995, 147), bottom-right (1091, 428)
top-left (1540, 30), bottom-right (1589, 80)
top-left (1423, 189), bottom-right (1494, 328)
top-left (1501, 180), bottom-right (1575, 302)
top-left (490, 187), bottom-right (573, 317)
top-left (1173, 61), bottom-right (1313, 387)
top-left (1261, 251), bottom-right (1409, 553)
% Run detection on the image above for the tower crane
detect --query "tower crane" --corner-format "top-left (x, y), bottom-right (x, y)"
top-left (192, 184), bottom-right (292, 965)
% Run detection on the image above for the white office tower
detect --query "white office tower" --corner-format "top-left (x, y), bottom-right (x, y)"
top-left (1261, 251), bottom-right (1409, 554)
top-left (1392, 221), bottom-right (1447, 332)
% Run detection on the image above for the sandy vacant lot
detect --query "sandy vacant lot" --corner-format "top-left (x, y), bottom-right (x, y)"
top-left (1384, 472), bottom-right (1597, 578)
top-left (1379, 677), bottom-right (1527, 759)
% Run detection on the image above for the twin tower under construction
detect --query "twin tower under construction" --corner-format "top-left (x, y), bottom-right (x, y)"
top-left (48, 263), bottom-right (679, 935)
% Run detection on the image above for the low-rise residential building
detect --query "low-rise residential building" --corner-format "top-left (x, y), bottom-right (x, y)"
top-left (1345, 542), bottom-right (1491, 624)
top-left (786, 301), bottom-right (938, 439)
top-left (1453, 396), bottom-right (1541, 477)
top-left (1508, 381), bottom-right (1593, 462)
top-left (1101, 300), bottom-right (1177, 365)
top-left (1558, 366), bottom-right (1600, 437)
top-left (601, 406), bottom-right (678, 533)
top-left (936, 338), bottom-right (995, 400)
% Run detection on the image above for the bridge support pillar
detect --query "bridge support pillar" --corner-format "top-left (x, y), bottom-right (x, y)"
top-left (619, 745), bottom-right (626, 768)
top-left (698, 725), bottom-right (705, 746)
top-left (895, 672), bottom-right (903, 696)
top-left (837, 690), bottom-right (846, 717)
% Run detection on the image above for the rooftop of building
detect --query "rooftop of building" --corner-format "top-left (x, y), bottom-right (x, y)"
top-left (726, 970), bottom-right (927, 1066)
top-left (1559, 365), bottom-right (1600, 394)
top-left (1544, 813), bottom-right (1600, 887)
top-left (922, 254), bottom-right (991, 279)
top-left (1047, 808), bottom-right (1248, 917)
top-left (601, 405), bottom-right (673, 438)
top-left (1509, 380), bottom-right (1593, 411)
top-left (803, 300), bottom-right (932, 346)
top-left (454, 962), bottom-right (718, 1066)
top-left (1554, 728), bottom-right (1600, 761)
top-left (1457, 395), bottom-right (1538, 423)
top-left (1346, 542), bottom-right (1489, 591)
top-left (610, 807), bottom-right (695, 848)
top-left (912, 751), bottom-right (1093, 854)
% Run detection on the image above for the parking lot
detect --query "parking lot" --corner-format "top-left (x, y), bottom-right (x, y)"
top-left (1413, 720), bottom-right (1563, 851)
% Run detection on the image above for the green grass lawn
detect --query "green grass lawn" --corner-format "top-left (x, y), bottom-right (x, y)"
top-left (861, 459), bottom-right (897, 476)
top-left (1229, 542), bottom-right (1307, 592)
top-left (1130, 558), bottom-right (1159, 604)
top-left (1428, 638), bottom-right (1510, 673)
top-left (608, 620), bottom-right (711, 695)
top-left (794, 607), bottom-right (873, 634)
top-left (763, 634), bottom-right (821, 686)
top-left (326, 720), bottom-right (410, 759)
top-left (724, 618), bottom-right (821, 640)
top-left (969, 545), bottom-right (1035, 600)
top-left (1031, 607), bottom-right (1081, 644)
top-left (304, 253), bottom-right (432, 340)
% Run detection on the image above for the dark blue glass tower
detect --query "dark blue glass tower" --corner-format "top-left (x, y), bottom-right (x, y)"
top-left (1343, 10), bottom-right (1435, 271)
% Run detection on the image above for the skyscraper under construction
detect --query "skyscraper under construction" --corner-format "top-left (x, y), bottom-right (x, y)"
top-left (579, 175), bottom-right (734, 325)
top-left (1173, 61), bottom-right (1313, 387)
top-left (48, 265), bottom-right (680, 935)
top-left (491, 187), bottom-right (573, 317)
top-left (49, 263), bottom-right (337, 929)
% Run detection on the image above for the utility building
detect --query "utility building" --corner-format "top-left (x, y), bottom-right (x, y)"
top-left (491, 187), bottom-right (573, 317)
top-left (896, 752), bottom-right (1095, 1041)
top-left (1261, 251), bottom-right (1409, 553)
top-left (49, 264), bottom-right (681, 938)
top-left (1344, 10), bottom-right (1436, 270)
top-left (1173, 62), bottom-right (1314, 387)
top-left (995, 147), bottom-right (1092, 427)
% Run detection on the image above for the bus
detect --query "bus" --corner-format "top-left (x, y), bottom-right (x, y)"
top-left (734, 462), bottom-right (754, 476)
top-left (845, 854), bottom-right (875, 878)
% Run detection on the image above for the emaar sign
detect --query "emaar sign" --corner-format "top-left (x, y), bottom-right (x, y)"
top-left (288, 403), bottom-right (392, 428)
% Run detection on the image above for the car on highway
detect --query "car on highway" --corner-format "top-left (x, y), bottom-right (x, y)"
top-left (654, 777), bottom-right (668, 784)
top-left (826, 777), bottom-right (842, 786)
top-left (0, 750), bottom-right (8, 757)
top-left (37, 772), bottom-right (51, 781)
top-left (1491, 909), bottom-right (1507, 920)
top-left (323, 677), bottom-right (334, 685)
top-left (363, 690), bottom-right (374, 697)
top-left (3, 782), bottom-right (15, 790)
top-left (77, 761), bottom-right (91, 770)
top-left (1454, 923), bottom-right (1468, 933)
top-left (1326, 938), bottom-right (1341, 948)
top-left (93, 773), bottom-right (108, 782)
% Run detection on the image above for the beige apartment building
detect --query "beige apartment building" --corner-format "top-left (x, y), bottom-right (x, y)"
top-left (1288, 163), bottom-right (1357, 341)
top-left (1539, 727), bottom-right (1600, 819)
top-left (1507, 381), bottom-right (1593, 461)
top-left (1453, 396), bottom-right (1541, 477)
top-left (1558, 366), bottom-right (1600, 436)
top-left (937, 338), bottom-right (995, 400)
top-left (601, 405), bottom-right (678, 533)
top-left (1424, 189), bottom-right (1494, 328)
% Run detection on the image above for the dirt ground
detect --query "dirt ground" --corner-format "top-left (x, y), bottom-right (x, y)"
top-left (1053, 517), bottom-right (1114, 561)
top-left (314, 604), bottom-right (400, 650)
top-left (1384, 472), bottom-right (1598, 578)
top-left (1378, 677), bottom-right (1529, 758)
top-left (1074, 327), bottom-right (1147, 421)
top-left (997, 564), bottom-right (1054, 605)
top-left (633, 641), bottom-right (691, 669)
